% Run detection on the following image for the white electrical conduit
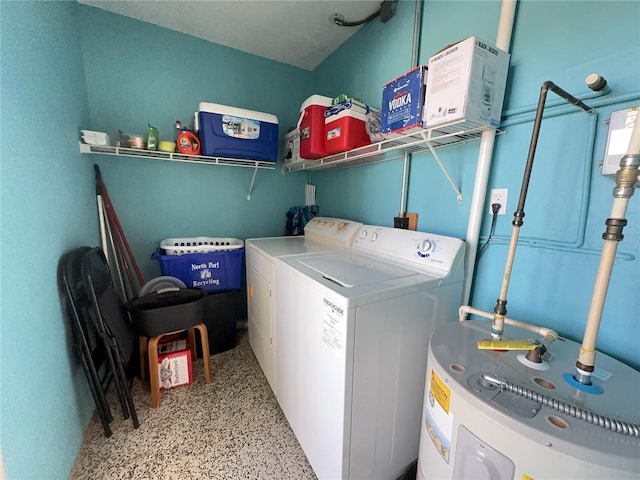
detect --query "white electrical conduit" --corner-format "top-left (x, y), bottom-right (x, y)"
top-left (398, 0), bottom-right (423, 217)
top-left (576, 114), bottom-right (640, 384)
top-left (462, 0), bottom-right (517, 304)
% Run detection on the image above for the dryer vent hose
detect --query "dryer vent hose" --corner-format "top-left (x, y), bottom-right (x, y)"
top-left (482, 374), bottom-right (640, 437)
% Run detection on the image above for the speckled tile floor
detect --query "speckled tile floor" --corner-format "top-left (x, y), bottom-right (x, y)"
top-left (70, 328), bottom-right (317, 480)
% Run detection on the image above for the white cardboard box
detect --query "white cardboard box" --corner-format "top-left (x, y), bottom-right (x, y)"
top-left (423, 37), bottom-right (509, 132)
top-left (282, 128), bottom-right (302, 167)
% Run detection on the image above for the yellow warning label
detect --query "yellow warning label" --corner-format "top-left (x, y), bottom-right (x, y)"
top-left (522, 475), bottom-right (535, 480)
top-left (430, 369), bottom-right (450, 414)
top-left (477, 338), bottom-right (539, 350)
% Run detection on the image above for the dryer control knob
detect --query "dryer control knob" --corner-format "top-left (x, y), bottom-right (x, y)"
top-left (418, 239), bottom-right (432, 253)
top-left (370, 232), bottom-right (378, 241)
top-left (360, 230), bottom-right (368, 239)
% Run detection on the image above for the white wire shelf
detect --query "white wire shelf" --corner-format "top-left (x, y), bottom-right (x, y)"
top-left (79, 143), bottom-right (276, 170)
top-left (282, 124), bottom-right (503, 172)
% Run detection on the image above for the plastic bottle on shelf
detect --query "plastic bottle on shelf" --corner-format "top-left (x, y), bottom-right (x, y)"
top-left (147, 124), bottom-right (158, 151)
top-left (175, 120), bottom-right (201, 155)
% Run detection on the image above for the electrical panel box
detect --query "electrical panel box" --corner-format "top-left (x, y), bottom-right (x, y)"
top-left (601, 106), bottom-right (638, 175)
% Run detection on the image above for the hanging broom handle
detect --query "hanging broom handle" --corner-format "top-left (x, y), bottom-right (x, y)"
top-left (94, 165), bottom-right (145, 289)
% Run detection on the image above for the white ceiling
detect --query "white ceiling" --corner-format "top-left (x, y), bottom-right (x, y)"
top-left (78, 0), bottom-right (382, 71)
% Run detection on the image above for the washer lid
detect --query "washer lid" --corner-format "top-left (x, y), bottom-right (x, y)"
top-left (297, 252), bottom-right (417, 288)
top-left (247, 236), bottom-right (340, 258)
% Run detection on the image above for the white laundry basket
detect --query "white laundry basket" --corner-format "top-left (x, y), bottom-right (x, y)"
top-left (160, 237), bottom-right (244, 256)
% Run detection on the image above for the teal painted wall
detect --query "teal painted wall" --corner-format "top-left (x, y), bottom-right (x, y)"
top-left (0, 3), bottom-right (310, 479)
top-left (313, 0), bottom-right (640, 368)
top-left (1, 1), bottom-right (638, 478)
top-left (1, 2), bottom-right (97, 479)
top-left (78, 7), bottom-right (312, 284)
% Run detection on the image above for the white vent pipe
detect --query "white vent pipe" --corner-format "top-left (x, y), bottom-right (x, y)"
top-left (462, 0), bottom-right (517, 304)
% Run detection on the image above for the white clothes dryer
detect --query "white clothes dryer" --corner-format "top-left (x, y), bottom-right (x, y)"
top-left (245, 217), bottom-right (362, 393)
top-left (274, 225), bottom-right (466, 480)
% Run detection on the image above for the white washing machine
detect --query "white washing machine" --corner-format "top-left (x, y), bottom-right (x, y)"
top-left (245, 217), bottom-right (363, 393)
top-left (274, 225), bottom-right (466, 480)
top-left (417, 320), bottom-right (640, 480)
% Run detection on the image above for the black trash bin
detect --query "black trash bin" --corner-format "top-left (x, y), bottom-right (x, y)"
top-left (127, 288), bottom-right (206, 337)
top-left (200, 290), bottom-right (238, 355)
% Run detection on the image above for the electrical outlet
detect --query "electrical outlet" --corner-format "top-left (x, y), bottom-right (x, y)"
top-left (489, 188), bottom-right (508, 215)
top-left (394, 216), bottom-right (409, 229)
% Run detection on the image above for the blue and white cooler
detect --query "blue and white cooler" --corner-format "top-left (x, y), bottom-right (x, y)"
top-left (195, 102), bottom-right (279, 161)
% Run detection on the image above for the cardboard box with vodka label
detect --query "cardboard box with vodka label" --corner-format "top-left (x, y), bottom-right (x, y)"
top-left (423, 37), bottom-right (509, 132)
top-left (381, 65), bottom-right (428, 137)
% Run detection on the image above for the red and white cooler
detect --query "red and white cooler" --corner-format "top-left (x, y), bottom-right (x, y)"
top-left (324, 99), bottom-right (372, 155)
top-left (298, 95), bottom-right (333, 159)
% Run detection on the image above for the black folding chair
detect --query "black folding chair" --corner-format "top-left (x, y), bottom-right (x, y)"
top-left (82, 247), bottom-right (139, 430)
top-left (58, 247), bottom-right (113, 437)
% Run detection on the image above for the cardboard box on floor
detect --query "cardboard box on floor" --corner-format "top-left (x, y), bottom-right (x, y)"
top-left (158, 334), bottom-right (193, 390)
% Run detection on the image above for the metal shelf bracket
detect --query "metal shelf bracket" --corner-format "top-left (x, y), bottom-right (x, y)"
top-left (426, 142), bottom-right (464, 203)
top-left (247, 167), bottom-right (259, 201)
